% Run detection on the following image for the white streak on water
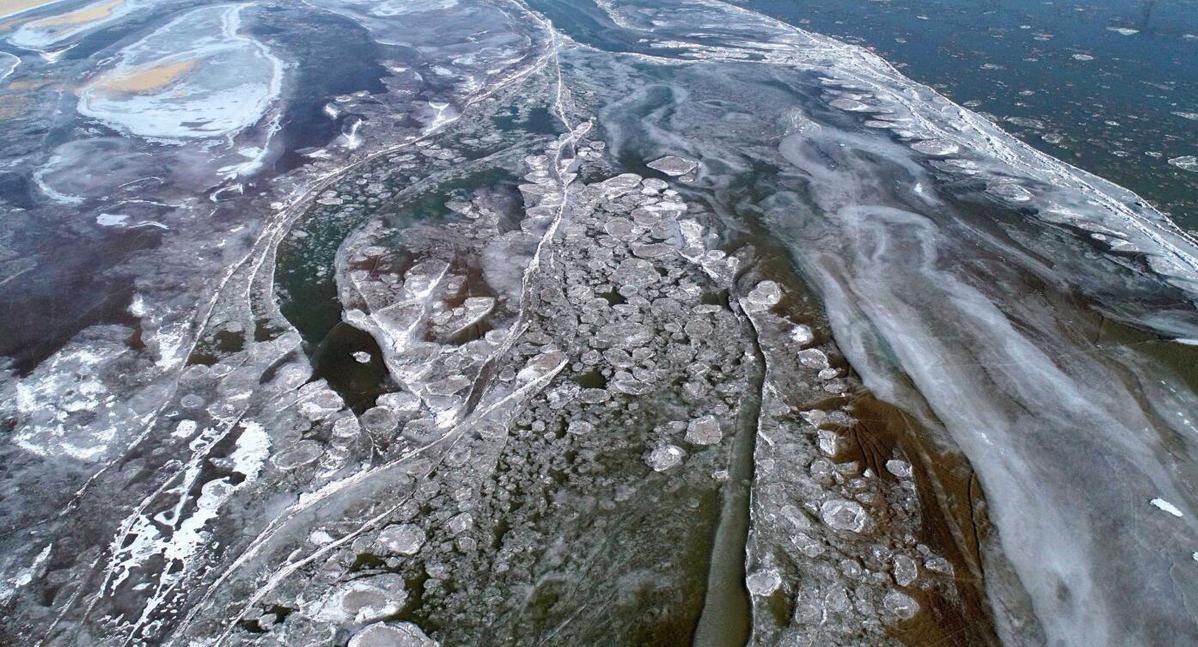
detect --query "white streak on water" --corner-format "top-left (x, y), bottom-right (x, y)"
top-left (0, 51), bottom-right (17, 83)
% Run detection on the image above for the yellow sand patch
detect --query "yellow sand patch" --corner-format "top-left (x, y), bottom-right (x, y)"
top-left (94, 59), bottom-right (198, 94)
top-left (0, 0), bottom-right (61, 20)
top-left (26, 0), bottom-right (123, 29)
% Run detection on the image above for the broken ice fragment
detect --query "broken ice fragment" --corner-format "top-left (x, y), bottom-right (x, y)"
top-left (892, 554), bottom-right (919, 587)
top-left (316, 574), bottom-right (408, 624)
top-left (361, 406), bottom-right (399, 434)
top-left (910, 139), bottom-right (960, 156)
top-left (646, 444), bottom-right (685, 471)
top-left (1150, 497), bottom-right (1184, 517)
top-left (377, 524), bottom-right (426, 556)
top-left (797, 348), bottom-right (830, 370)
top-left (447, 512), bottom-right (473, 534)
top-left (745, 568), bottom-right (782, 596)
top-left (270, 440), bottom-right (323, 470)
top-left (646, 155), bottom-right (698, 176)
top-left (820, 498), bottom-right (870, 533)
top-left (566, 420), bottom-right (594, 435)
top-left (1168, 156), bottom-right (1198, 173)
top-left (599, 173), bottom-right (643, 196)
top-left (816, 430), bottom-right (841, 457)
top-left (685, 415), bottom-right (722, 445)
top-left (742, 281), bottom-right (782, 313)
top-left (881, 590), bottom-right (920, 620)
top-left (885, 459), bottom-right (913, 479)
top-left (790, 324), bottom-right (815, 347)
top-left (348, 621), bottom-right (438, 647)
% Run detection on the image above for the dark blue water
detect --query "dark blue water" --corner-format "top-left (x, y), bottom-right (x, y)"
top-left (744, 0), bottom-right (1198, 230)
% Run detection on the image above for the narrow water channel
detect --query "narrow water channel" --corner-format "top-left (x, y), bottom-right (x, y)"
top-left (693, 332), bottom-right (764, 646)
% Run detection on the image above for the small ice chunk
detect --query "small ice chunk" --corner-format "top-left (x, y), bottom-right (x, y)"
top-left (318, 574), bottom-right (408, 624)
top-left (271, 440), bottom-right (323, 470)
top-left (332, 415), bottom-right (361, 439)
top-left (353, 351), bottom-right (372, 363)
top-left (742, 281), bottom-right (782, 313)
top-left (447, 512), bottom-right (473, 534)
top-left (361, 406), bottom-right (398, 434)
top-left (893, 554), bottom-right (919, 587)
top-left (816, 430), bottom-right (841, 457)
top-left (1150, 498), bottom-right (1184, 517)
top-left (600, 173), bottom-right (644, 195)
top-left (820, 498), bottom-right (870, 533)
top-left (96, 213), bottom-right (129, 227)
top-left (567, 420), bottom-right (594, 435)
top-left (348, 622), bottom-right (438, 647)
top-left (685, 415), bottom-right (722, 445)
top-left (1168, 156), bottom-right (1198, 173)
top-left (646, 155), bottom-right (698, 176)
top-left (885, 459), bottom-right (913, 479)
top-left (646, 444), bottom-right (685, 471)
top-left (790, 324), bottom-right (815, 346)
top-left (377, 524), bottom-right (426, 555)
top-left (745, 568), bottom-right (782, 596)
top-left (910, 139), bottom-right (960, 156)
top-left (797, 348), bottom-right (830, 370)
top-left (882, 590), bottom-right (920, 620)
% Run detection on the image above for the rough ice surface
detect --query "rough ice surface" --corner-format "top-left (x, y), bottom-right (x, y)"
top-left (1169, 155), bottom-right (1198, 173)
top-left (685, 415), bottom-right (722, 445)
top-left (646, 444), bottom-right (686, 471)
top-left (348, 621), bottom-right (438, 647)
top-left (2, 0), bottom-right (1197, 645)
top-left (646, 155), bottom-right (699, 176)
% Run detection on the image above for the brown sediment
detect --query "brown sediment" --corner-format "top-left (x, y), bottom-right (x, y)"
top-left (91, 59), bottom-right (198, 94)
top-left (728, 230), bottom-right (999, 647)
top-left (0, 0), bottom-right (62, 20)
top-left (842, 394), bottom-right (999, 647)
top-left (24, 0), bottom-right (123, 29)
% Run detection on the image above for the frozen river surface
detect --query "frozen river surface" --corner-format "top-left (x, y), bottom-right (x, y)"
top-left (0, 0), bottom-right (1196, 645)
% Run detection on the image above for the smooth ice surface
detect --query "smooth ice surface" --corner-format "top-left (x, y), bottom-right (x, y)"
top-left (6, 0), bottom-right (142, 50)
top-left (77, 4), bottom-right (282, 140)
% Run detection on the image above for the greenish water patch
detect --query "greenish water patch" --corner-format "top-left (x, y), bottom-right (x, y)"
top-left (311, 322), bottom-right (392, 413)
top-left (493, 106), bottom-right (561, 135)
top-left (276, 167), bottom-right (519, 348)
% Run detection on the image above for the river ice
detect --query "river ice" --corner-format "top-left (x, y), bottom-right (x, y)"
top-left (0, 0), bottom-right (1196, 645)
